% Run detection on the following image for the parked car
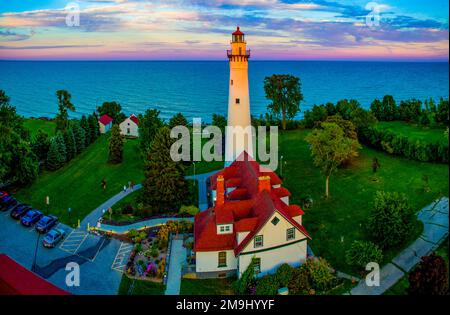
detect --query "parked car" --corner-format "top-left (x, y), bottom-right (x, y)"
top-left (43, 228), bottom-right (66, 248)
top-left (35, 215), bottom-right (58, 233)
top-left (0, 196), bottom-right (17, 211)
top-left (0, 191), bottom-right (8, 199)
top-left (21, 209), bottom-right (43, 227)
top-left (10, 204), bottom-right (33, 219)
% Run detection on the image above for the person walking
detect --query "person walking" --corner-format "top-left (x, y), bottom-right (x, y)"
top-left (123, 185), bottom-right (127, 193)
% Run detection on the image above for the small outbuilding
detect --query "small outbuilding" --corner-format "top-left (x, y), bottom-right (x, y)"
top-left (98, 114), bottom-right (113, 134)
top-left (120, 114), bottom-right (139, 137)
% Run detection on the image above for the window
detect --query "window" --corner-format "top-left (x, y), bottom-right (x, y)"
top-left (220, 226), bottom-right (225, 232)
top-left (287, 228), bottom-right (295, 241)
top-left (218, 252), bottom-right (227, 267)
top-left (225, 225), bottom-right (230, 232)
top-left (253, 258), bottom-right (261, 274)
top-left (235, 98), bottom-right (240, 104)
top-left (230, 79), bottom-right (233, 85)
top-left (271, 217), bottom-right (280, 226)
top-left (239, 47), bottom-right (242, 55)
top-left (254, 235), bottom-right (263, 248)
top-left (127, 128), bottom-right (130, 134)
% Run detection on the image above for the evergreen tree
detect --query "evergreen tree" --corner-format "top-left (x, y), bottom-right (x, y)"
top-left (169, 112), bottom-right (188, 129)
top-left (88, 113), bottom-right (99, 142)
top-left (55, 90), bottom-right (75, 132)
top-left (55, 133), bottom-right (67, 164)
top-left (31, 129), bottom-right (51, 161)
top-left (63, 127), bottom-right (76, 161)
top-left (72, 122), bottom-right (86, 152)
top-left (139, 109), bottom-right (164, 156)
top-left (80, 115), bottom-right (91, 146)
top-left (108, 124), bottom-right (124, 164)
top-left (46, 137), bottom-right (64, 170)
top-left (141, 126), bottom-right (187, 214)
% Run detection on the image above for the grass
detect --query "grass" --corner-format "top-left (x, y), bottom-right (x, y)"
top-left (384, 237), bottom-right (449, 295)
top-left (180, 278), bottom-right (235, 295)
top-left (23, 118), bottom-right (56, 138)
top-left (278, 129), bottom-right (448, 275)
top-left (15, 135), bottom-right (144, 225)
top-left (118, 274), bottom-right (166, 295)
top-left (375, 121), bottom-right (447, 144)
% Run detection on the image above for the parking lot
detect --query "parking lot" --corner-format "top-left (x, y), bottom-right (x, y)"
top-left (0, 207), bottom-right (131, 294)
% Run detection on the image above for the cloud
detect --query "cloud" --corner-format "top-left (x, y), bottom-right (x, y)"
top-left (0, 29), bottom-right (32, 41)
top-left (0, 44), bottom-right (104, 49)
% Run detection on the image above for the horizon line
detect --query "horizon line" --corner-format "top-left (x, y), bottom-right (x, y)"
top-left (1, 59), bottom-right (449, 63)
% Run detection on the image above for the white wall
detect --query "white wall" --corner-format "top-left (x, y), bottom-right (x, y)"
top-left (196, 250), bottom-right (237, 273)
top-left (237, 211), bottom-right (308, 277)
top-left (119, 118), bottom-right (139, 137)
top-left (99, 122), bottom-right (111, 134)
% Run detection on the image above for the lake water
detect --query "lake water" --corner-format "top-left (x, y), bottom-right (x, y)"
top-left (0, 61), bottom-right (448, 122)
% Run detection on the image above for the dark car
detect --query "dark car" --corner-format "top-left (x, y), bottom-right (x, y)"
top-left (20, 209), bottom-right (43, 227)
top-left (10, 204), bottom-right (33, 219)
top-left (0, 196), bottom-right (17, 212)
top-left (43, 228), bottom-right (66, 248)
top-left (35, 215), bottom-right (58, 233)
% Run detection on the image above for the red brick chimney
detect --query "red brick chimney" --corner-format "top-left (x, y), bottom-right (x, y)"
top-left (216, 175), bottom-right (225, 206)
top-left (258, 176), bottom-right (271, 193)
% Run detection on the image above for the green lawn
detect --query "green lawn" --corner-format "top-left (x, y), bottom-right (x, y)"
top-left (180, 278), bottom-right (235, 295)
top-left (375, 121), bottom-right (447, 144)
top-left (15, 135), bottom-right (144, 225)
top-left (279, 129), bottom-right (448, 275)
top-left (23, 118), bottom-right (56, 138)
top-left (118, 274), bottom-right (166, 295)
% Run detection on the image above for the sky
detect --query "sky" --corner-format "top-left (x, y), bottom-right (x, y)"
top-left (0, 0), bottom-right (448, 61)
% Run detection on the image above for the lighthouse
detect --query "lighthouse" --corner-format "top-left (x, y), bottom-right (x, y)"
top-left (224, 26), bottom-right (254, 165)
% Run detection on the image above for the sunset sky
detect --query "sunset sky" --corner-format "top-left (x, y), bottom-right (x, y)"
top-left (0, 0), bottom-right (448, 61)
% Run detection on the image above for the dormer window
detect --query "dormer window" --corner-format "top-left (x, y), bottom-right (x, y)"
top-left (217, 224), bottom-right (233, 234)
top-left (236, 98), bottom-right (240, 104)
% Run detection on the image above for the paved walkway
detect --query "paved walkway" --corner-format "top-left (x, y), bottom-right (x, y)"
top-left (164, 238), bottom-right (187, 295)
top-left (98, 217), bottom-right (194, 234)
top-left (186, 171), bottom-right (217, 211)
top-left (350, 197), bottom-right (449, 295)
top-left (80, 184), bottom-right (142, 229)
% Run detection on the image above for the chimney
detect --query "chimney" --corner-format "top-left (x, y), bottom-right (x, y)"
top-left (258, 175), bottom-right (271, 193)
top-left (216, 175), bottom-right (225, 207)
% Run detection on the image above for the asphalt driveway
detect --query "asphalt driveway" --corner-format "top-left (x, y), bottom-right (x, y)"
top-left (0, 210), bottom-right (129, 295)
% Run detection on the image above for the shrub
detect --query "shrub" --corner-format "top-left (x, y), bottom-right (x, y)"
top-left (345, 240), bottom-right (383, 269)
top-left (275, 263), bottom-right (294, 287)
top-left (408, 253), bottom-right (449, 295)
top-left (121, 203), bottom-right (134, 215)
top-left (233, 259), bottom-right (256, 295)
top-left (368, 191), bottom-right (415, 248)
top-left (255, 275), bottom-right (279, 295)
top-left (180, 205), bottom-right (199, 216)
top-left (288, 267), bottom-right (312, 295)
top-left (301, 257), bottom-right (335, 292)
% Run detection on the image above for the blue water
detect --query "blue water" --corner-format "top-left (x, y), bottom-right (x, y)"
top-left (0, 61), bottom-right (448, 122)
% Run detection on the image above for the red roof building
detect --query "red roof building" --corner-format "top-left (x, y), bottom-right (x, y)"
top-left (98, 114), bottom-right (113, 126)
top-left (194, 152), bottom-right (311, 278)
top-left (0, 254), bottom-right (69, 295)
top-left (129, 114), bottom-right (139, 125)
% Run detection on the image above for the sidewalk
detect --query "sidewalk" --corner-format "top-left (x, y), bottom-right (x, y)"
top-left (164, 238), bottom-right (187, 295)
top-left (350, 197), bottom-right (449, 295)
top-left (98, 217), bottom-right (193, 234)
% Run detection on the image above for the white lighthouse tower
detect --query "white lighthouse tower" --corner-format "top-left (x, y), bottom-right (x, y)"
top-left (225, 26), bottom-right (254, 165)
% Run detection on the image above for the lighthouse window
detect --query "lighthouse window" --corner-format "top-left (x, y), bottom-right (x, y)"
top-left (230, 80), bottom-right (233, 86)
top-left (235, 98), bottom-right (240, 104)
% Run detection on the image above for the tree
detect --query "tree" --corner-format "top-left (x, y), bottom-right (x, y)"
top-left (88, 113), bottom-right (100, 142)
top-left (212, 113), bottom-right (227, 133)
top-left (264, 74), bottom-right (303, 130)
top-left (435, 97), bottom-right (449, 126)
top-left (408, 253), bottom-right (448, 295)
top-left (233, 258), bottom-right (256, 295)
top-left (72, 122), bottom-right (86, 153)
top-left (324, 115), bottom-right (358, 140)
top-left (55, 133), bottom-right (67, 165)
top-left (138, 109), bottom-right (164, 155)
top-left (55, 90), bottom-right (75, 132)
top-left (0, 90), bottom-right (37, 186)
top-left (381, 95), bottom-right (397, 121)
top-left (141, 126), bottom-right (187, 214)
top-left (370, 99), bottom-right (383, 121)
top-left (368, 191), bottom-right (415, 248)
top-left (108, 124), bottom-right (124, 164)
top-left (46, 137), bottom-right (64, 171)
top-left (97, 101), bottom-right (125, 124)
top-left (80, 115), bottom-right (91, 146)
top-left (275, 263), bottom-right (294, 287)
top-left (169, 112), bottom-right (188, 129)
top-left (63, 127), bottom-right (76, 161)
top-left (31, 129), bottom-right (51, 161)
top-left (305, 122), bottom-right (361, 197)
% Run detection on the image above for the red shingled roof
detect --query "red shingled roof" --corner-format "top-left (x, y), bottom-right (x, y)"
top-left (232, 26), bottom-right (244, 35)
top-left (98, 114), bottom-right (113, 126)
top-left (0, 254), bottom-right (69, 295)
top-left (129, 114), bottom-right (139, 125)
top-left (194, 151), bottom-right (310, 254)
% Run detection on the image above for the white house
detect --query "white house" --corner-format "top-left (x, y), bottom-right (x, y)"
top-left (194, 152), bottom-right (311, 278)
top-left (119, 114), bottom-right (139, 137)
top-left (98, 114), bottom-right (113, 134)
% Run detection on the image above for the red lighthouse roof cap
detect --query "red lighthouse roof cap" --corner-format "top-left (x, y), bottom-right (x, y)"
top-left (232, 26), bottom-right (244, 35)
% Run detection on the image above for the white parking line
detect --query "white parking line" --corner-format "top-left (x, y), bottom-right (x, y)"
top-left (111, 242), bottom-right (133, 273)
top-left (59, 229), bottom-right (88, 254)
